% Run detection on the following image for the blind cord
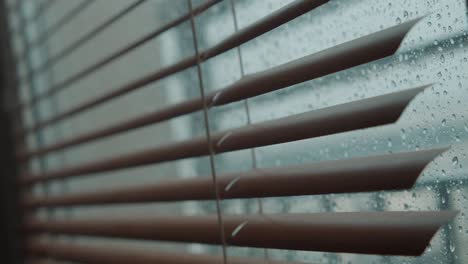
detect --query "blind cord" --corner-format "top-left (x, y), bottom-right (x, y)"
top-left (187, 1), bottom-right (228, 263)
top-left (228, 0), bottom-right (270, 261)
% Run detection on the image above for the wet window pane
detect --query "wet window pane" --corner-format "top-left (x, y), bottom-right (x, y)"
top-left (9, 0), bottom-right (468, 263)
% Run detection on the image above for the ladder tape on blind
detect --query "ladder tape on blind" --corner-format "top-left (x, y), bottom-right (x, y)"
top-left (23, 148), bottom-right (446, 208)
top-left (24, 211), bottom-right (457, 256)
top-left (17, 19), bottom-right (422, 162)
top-left (19, 87), bottom-right (424, 185)
top-left (27, 240), bottom-right (306, 264)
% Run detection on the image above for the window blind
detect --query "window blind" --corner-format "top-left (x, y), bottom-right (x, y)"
top-left (2, 0), bottom-right (467, 263)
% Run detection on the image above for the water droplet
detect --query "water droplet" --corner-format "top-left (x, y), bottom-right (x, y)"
top-left (449, 51), bottom-right (454, 59)
top-left (427, 244), bottom-right (432, 252)
top-left (441, 119), bottom-right (447, 126)
top-left (450, 243), bottom-right (455, 253)
top-left (440, 54), bottom-right (445, 63)
top-left (387, 138), bottom-right (393, 148)
top-left (400, 129), bottom-right (407, 140)
top-left (452, 156), bottom-right (459, 166)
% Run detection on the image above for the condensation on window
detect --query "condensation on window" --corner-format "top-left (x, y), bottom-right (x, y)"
top-left (197, 0), bottom-right (468, 263)
top-left (8, 0), bottom-right (468, 263)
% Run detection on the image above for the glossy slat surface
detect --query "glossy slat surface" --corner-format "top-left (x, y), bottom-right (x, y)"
top-left (28, 240), bottom-right (304, 264)
top-left (23, 148), bottom-right (445, 208)
top-left (25, 211), bottom-right (457, 255)
top-left (20, 88), bottom-right (423, 185)
top-left (15, 0), bottom-right (330, 138)
top-left (17, 19), bottom-right (419, 161)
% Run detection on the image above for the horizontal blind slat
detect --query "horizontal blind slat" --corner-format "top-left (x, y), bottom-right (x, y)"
top-left (17, 97), bottom-right (204, 161)
top-left (212, 18), bottom-right (419, 105)
top-left (15, 0), bottom-right (330, 138)
top-left (23, 148), bottom-right (446, 208)
top-left (25, 211), bottom-right (457, 255)
top-left (28, 240), bottom-right (305, 264)
top-left (14, 0), bottom-right (222, 114)
top-left (18, 20), bottom-right (421, 161)
top-left (19, 87), bottom-right (424, 185)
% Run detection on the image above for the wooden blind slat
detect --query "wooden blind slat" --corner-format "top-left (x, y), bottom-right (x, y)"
top-left (28, 240), bottom-right (305, 264)
top-left (20, 87), bottom-right (423, 185)
top-left (15, 0), bottom-right (330, 138)
top-left (14, 0), bottom-right (222, 114)
top-left (212, 18), bottom-right (419, 105)
top-left (25, 211), bottom-right (457, 255)
top-left (23, 148), bottom-right (445, 208)
top-left (18, 20), bottom-right (421, 161)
